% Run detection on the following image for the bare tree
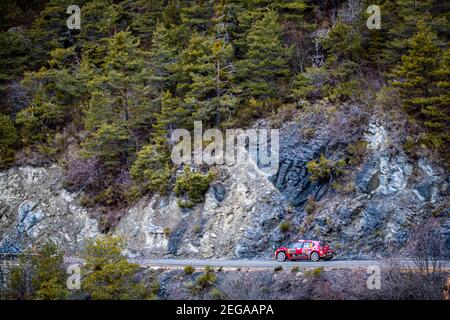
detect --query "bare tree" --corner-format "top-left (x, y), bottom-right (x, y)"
top-left (384, 219), bottom-right (448, 299)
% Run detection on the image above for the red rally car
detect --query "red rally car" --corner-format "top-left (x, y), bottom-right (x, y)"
top-left (275, 240), bottom-right (334, 262)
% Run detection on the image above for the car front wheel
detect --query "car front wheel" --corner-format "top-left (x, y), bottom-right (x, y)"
top-left (277, 251), bottom-right (286, 262)
top-left (310, 252), bottom-right (320, 262)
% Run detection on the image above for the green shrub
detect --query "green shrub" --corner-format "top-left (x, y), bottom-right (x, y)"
top-left (163, 227), bottom-right (171, 237)
top-left (305, 267), bottom-right (323, 278)
top-left (291, 66), bottom-right (327, 101)
top-left (307, 154), bottom-right (346, 182)
top-left (209, 287), bottom-right (224, 300)
top-left (130, 144), bottom-right (172, 195)
top-left (204, 266), bottom-right (214, 273)
top-left (190, 271), bottom-right (216, 293)
top-left (79, 194), bottom-right (95, 208)
top-left (346, 140), bottom-right (368, 166)
top-left (404, 136), bottom-right (417, 156)
top-left (175, 167), bottom-right (214, 208)
top-left (184, 266), bottom-right (195, 275)
top-left (279, 220), bottom-right (292, 233)
top-left (291, 266), bottom-right (299, 273)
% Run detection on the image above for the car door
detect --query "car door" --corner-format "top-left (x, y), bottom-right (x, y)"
top-left (301, 241), bottom-right (313, 259)
top-left (293, 242), bottom-right (304, 259)
top-left (286, 243), bottom-right (302, 260)
top-left (286, 243), bottom-right (297, 259)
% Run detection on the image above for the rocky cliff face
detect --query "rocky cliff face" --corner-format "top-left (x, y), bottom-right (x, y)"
top-left (0, 166), bottom-right (99, 254)
top-left (1, 102), bottom-right (449, 259)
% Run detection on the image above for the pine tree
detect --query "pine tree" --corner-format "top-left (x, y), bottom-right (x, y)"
top-left (27, 0), bottom-right (80, 68)
top-left (180, 0), bottom-right (215, 32)
top-left (322, 21), bottom-right (362, 63)
top-left (152, 91), bottom-right (187, 144)
top-left (84, 31), bottom-right (152, 131)
top-left (392, 22), bottom-right (449, 150)
top-left (148, 22), bottom-right (179, 94)
top-left (82, 123), bottom-right (131, 171)
top-left (0, 30), bottom-right (31, 113)
top-left (16, 47), bottom-right (85, 145)
top-left (393, 22), bottom-right (441, 114)
top-left (124, 0), bottom-right (166, 49)
top-left (130, 143), bottom-right (172, 195)
top-left (7, 242), bottom-right (69, 300)
top-left (183, 34), bottom-right (237, 124)
top-left (236, 10), bottom-right (290, 100)
top-left (82, 236), bottom-right (151, 300)
top-left (0, 113), bottom-right (18, 168)
top-left (130, 91), bottom-right (183, 197)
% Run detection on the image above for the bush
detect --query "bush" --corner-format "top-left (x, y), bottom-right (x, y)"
top-left (209, 287), bottom-right (224, 300)
top-left (307, 154), bottom-right (346, 182)
top-left (291, 66), bottom-right (327, 101)
top-left (184, 266), bottom-right (195, 275)
top-left (279, 220), bottom-right (292, 233)
top-left (274, 266), bottom-right (283, 272)
top-left (190, 271), bottom-right (217, 293)
top-left (174, 167), bottom-right (214, 208)
top-left (305, 267), bottom-right (323, 278)
top-left (163, 227), bottom-right (171, 237)
top-left (64, 156), bottom-right (104, 193)
top-left (346, 140), bottom-right (368, 166)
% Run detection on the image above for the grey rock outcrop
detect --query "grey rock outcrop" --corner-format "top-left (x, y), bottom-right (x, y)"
top-left (0, 166), bottom-right (99, 254)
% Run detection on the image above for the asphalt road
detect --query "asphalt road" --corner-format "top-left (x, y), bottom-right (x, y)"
top-left (127, 258), bottom-right (450, 270)
top-left (62, 257), bottom-right (450, 270)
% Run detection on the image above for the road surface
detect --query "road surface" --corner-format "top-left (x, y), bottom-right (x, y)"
top-left (132, 258), bottom-right (450, 269)
top-left (63, 257), bottom-right (450, 270)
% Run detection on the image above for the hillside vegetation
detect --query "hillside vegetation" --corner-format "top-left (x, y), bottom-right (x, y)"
top-left (0, 0), bottom-right (448, 230)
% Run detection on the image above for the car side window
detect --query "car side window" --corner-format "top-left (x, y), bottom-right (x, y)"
top-left (303, 242), bottom-right (312, 249)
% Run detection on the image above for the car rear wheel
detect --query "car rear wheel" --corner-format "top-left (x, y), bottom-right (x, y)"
top-left (277, 251), bottom-right (286, 262)
top-left (310, 252), bottom-right (320, 262)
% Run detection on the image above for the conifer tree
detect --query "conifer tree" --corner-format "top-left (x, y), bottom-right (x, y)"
top-left (0, 30), bottom-right (31, 113)
top-left (184, 34), bottom-right (237, 124)
top-left (148, 22), bottom-right (179, 94)
top-left (82, 236), bottom-right (150, 300)
top-left (0, 113), bottom-right (18, 168)
top-left (236, 10), bottom-right (290, 100)
top-left (16, 47), bottom-right (86, 145)
top-left (180, 0), bottom-right (215, 32)
top-left (84, 31), bottom-right (152, 131)
top-left (392, 22), bottom-right (449, 150)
